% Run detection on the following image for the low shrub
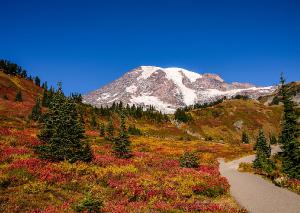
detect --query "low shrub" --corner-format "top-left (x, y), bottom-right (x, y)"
top-left (179, 152), bottom-right (199, 168)
top-left (238, 162), bottom-right (253, 172)
top-left (74, 195), bottom-right (103, 213)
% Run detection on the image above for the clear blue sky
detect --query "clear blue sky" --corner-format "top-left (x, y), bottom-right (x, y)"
top-left (1, 0), bottom-right (299, 95)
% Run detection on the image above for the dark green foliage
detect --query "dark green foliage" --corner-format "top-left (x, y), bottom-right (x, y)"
top-left (269, 133), bottom-right (278, 145)
top-left (242, 131), bottom-right (250, 144)
top-left (34, 76), bottom-right (41, 87)
top-left (253, 129), bottom-right (273, 173)
top-left (278, 74), bottom-right (300, 178)
top-left (99, 122), bottom-right (105, 137)
top-left (232, 94), bottom-right (249, 100)
top-left (70, 92), bottom-right (83, 103)
top-left (128, 124), bottom-right (142, 135)
top-left (0, 59), bottom-right (27, 78)
top-left (270, 96), bottom-right (280, 105)
top-left (41, 87), bottom-right (55, 107)
top-left (193, 185), bottom-right (226, 198)
top-left (14, 91), bottom-right (23, 102)
top-left (42, 81), bottom-right (48, 90)
top-left (113, 113), bottom-right (132, 158)
top-left (96, 102), bottom-right (168, 123)
top-left (106, 118), bottom-right (115, 141)
top-left (183, 97), bottom-right (226, 112)
top-left (74, 195), bottom-right (103, 213)
top-left (90, 111), bottom-right (98, 129)
top-left (179, 152), bottom-right (199, 168)
top-left (175, 108), bottom-right (192, 123)
top-left (2, 94), bottom-right (8, 100)
top-left (30, 98), bottom-right (42, 121)
top-left (35, 83), bottom-right (92, 163)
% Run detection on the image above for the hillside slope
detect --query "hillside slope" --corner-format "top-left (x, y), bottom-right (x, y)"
top-left (180, 99), bottom-right (282, 144)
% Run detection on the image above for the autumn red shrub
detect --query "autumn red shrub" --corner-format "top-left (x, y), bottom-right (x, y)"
top-left (0, 126), bottom-right (11, 135)
top-left (39, 164), bottom-right (71, 184)
top-left (9, 158), bottom-right (43, 174)
top-left (93, 154), bottom-right (132, 167)
top-left (197, 165), bottom-right (220, 176)
top-left (30, 202), bottom-right (73, 213)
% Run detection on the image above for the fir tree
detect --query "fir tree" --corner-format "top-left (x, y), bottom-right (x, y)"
top-left (279, 74), bottom-right (300, 178)
top-left (43, 81), bottom-right (48, 90)
top-left (106, 117), bottom-right (115, 141)
top-left (90, 111), bottom-right (98, 129)
top-left (42, 89), bottom-right (50, 107)
top-left (30, 98), bottom-right (42, 121)
top-left (113, 113), bottom-right (132, 158)
top-left (242, 131), bottom-right (250, 144)
top-left (14, 91), bottom-right (23, 102)
top-left (34, 76), bottom-right (41, 87)
top-left (253, 129), bottom-right (273, 172)
top-left (35, 83), bottom-right (92, 163)
top-left (99, 122), bottom-right (105, 137)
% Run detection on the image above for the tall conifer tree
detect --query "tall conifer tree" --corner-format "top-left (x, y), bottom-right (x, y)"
top-left (36, 83), bottom-right (92, 163)
top-left (279, 74), bottom-right (300, 178)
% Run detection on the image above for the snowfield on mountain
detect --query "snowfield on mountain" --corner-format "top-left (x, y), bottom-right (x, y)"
top-left (83, 66), bottom-right (275, 113)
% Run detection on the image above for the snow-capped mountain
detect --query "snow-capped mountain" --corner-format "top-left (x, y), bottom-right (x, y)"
top-left (83, 66), bottom-right (275, 113)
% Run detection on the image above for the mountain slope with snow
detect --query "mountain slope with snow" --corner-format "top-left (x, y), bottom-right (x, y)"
top-left (83, 66), bottom-right (276, 113)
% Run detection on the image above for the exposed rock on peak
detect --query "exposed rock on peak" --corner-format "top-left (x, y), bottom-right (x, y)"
top-left (83, 66), bottom-right (276, 113)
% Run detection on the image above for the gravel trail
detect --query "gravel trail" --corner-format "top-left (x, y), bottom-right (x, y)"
top-left (219, 146), bottom-right (300, 213)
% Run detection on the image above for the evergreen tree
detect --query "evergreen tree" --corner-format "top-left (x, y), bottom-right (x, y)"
top-left (30, 98), bottom-right (42, 121)
top-left (99, 122), bottom-right (105, 137)
top-left (34, 76), bottom-right (41, 87)
top-left (175, 108), bottom-right (191, 123)
top-left (42, 89), bottom-right (50, 107)
top-left (35, 83), bottom-right (92, 163)
top-left (14, 91), bottom-right (23, 102)
top-left (106, 117), bottom-right (115, 141)
top-left (90, 111), bottom-right (98, 129)
top-left (278, 74), bottom-right (300, 178)
top-left (242, 131), bottom-right (250, 144)
top-left (253, 129), bottom-right (273, 172)
top-left (113, 113), bottom-right (132, 158)
top-left (43, 81), bottom-right (48, 90)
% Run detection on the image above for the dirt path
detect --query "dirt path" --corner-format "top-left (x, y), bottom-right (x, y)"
top-left (219, 146), bottom-right (300, 213)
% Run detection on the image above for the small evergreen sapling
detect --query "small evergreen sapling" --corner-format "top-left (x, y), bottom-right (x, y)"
top-left (99, 122), bottom-right (105, 137)
top-left (253, 129), bottom-right (273, 172)
top-left (106, 117), bottom-right (114, 141)
top-left (113, 113), bottom-right (132, 158)
top-left (30, 98), bottom-right (42, 121)
top-left (14, 90), bottom-right (23, 102)
top-left (242, 131), bottom-right (250, 144)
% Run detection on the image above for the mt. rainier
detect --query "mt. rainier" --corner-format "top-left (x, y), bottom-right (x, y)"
top-left (83, 66), bottom-right (275, 113)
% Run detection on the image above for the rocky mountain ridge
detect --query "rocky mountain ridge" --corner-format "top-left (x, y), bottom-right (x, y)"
top-left (83, 66), bottom-right (275, 113)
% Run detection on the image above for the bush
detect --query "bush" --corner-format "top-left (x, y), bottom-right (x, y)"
top-left (238, 162), bottom-right (253, 172)
top-left (14, 91), bottom-right (23, 102)
top-left (128, 125), bottom-right (142, 135)
top-left (74, 195), bottom-right (103, 213)
top-left (175, 109), bottom-right (192, 123)
top-left (179, 152), bottom-right (199, 168)
top-left (242, 131), bottom-right (250, 144)
top-left (193, 185), bottom-right (226, 197)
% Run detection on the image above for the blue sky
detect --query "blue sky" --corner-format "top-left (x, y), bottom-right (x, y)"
top-left (0, 0), bottom-right (299, 95)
